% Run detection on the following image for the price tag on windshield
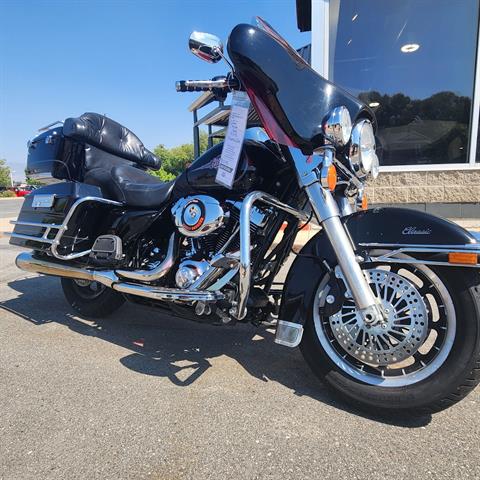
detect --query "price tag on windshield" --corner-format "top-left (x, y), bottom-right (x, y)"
top-left (215, 91), bottom-right (251, 189)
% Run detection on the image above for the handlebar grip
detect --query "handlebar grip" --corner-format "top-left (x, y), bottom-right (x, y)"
top-left (175, 78), bottom-right (234, 93)
top-left (175, 80), bottom-right (207, 92)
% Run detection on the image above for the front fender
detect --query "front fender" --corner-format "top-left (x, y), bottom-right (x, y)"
top-left (279, 207), bottom-right (477, 325)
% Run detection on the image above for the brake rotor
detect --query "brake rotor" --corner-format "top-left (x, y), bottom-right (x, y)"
top-left (329, 269), bottom-right (429, 366)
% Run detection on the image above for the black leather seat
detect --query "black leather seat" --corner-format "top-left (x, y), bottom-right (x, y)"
top-left (63, 112), bottom-right (161, 170)
top-left (108, 164), bottom-right (174, 208)
top-left (64, 113), bottom-right (173, 208)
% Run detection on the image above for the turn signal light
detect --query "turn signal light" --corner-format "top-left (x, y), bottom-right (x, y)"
top-left (448, 252), bottom-right (478, 265)
top-left (361, 194), bottom-right (368, 210)
top-left (327, 164), bottom-right (337, 191)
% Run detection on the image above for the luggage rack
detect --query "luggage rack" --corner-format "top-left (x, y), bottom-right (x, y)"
top-left (8, 196), bottom-right (123, 260)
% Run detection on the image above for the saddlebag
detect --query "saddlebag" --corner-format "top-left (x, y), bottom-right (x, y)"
top-left (9, 182), bottom-right (108, 254)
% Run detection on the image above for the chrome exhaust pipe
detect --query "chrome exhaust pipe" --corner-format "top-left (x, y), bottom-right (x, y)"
top-left (15, 252), bottom-right (223, 303)
top-left (116, 233), bottom-right (177, 282)
top-left (15, 252), bottom-right (116, 287)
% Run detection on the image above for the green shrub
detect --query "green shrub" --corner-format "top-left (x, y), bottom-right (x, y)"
top-left (0, 190), bottom-right (16, 198)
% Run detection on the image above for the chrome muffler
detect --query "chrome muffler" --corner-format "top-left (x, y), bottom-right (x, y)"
top-left (15, 252), bottom-right (223, 302)
top-left (116, 233), bottom-right (177, 282)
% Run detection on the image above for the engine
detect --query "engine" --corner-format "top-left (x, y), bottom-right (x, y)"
top-left (171, 195), bottom-right (269, 288)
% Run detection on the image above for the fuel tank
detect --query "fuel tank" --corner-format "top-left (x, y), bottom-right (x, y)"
top-left (172, 139), bottom-right (285, 198)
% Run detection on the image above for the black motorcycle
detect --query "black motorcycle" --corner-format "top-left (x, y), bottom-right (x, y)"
top-left (10, 17), bottom-right (480, 414)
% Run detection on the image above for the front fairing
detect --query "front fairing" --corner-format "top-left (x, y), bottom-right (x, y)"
top-left (227, 20), bottom-right (375, 154)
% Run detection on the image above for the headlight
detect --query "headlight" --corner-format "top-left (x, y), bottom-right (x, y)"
top-left (350, 119), bottom-right (379, 179)
top-left (322, 106), bottom-right (352, 147)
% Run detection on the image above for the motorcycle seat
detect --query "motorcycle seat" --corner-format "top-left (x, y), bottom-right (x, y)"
top-left (63, 112), bottom-right (161, 170)
top-left (109, 164), bottom-right (174, 208)
top-left (84, 163), bottom-right (173, 208)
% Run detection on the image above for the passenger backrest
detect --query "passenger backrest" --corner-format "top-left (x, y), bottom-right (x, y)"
top-left (63, 112), bottom-right (160, 170)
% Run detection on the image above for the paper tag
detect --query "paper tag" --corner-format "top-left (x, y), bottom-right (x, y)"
top-left (215, 91), bottom-right (251, 189)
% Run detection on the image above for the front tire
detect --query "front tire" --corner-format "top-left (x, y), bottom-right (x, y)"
top-left (61, 278), bottom-right (125, 318)
top-left (300, 262), bottom-right (480, 414)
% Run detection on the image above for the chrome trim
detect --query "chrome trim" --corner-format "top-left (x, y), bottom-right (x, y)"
top-left (235, 191), bottom-right (309, 320)
top-left (313, 260), bottom-right (457, 387)
top-left (9, 219), bottom-right (62, 245)
top-left (207, 266), bottom-right (239, 291)
top-left (188, 31), bottom-right (223, 63)
top-left (322, 106), bottom-right (352, 147)
top-left (116, 233), bottom-right (177, 282)
top-left (171, 195), bottom-right (226, 238)
top-left (112, 282), bottom-right (223, 302)
top-left (275, 320), bottom-right (304, 348)
top-left (334, 195), bottom-right (354, 217)
top-left (359, 242), bottom-right (480, 251)
top-left (38, 120), bottom-right (63, 132)
top-left (364, 244), bottom-right (480, 268)
top-left (10, 220), bottom-right (61, 229)
top-left (290, 146), bottom-right (382, 325)
top-left (8, 232), bottom-right (54, 244)
top-left (15, 252), bottom-right (224, 303)
top-left (50, 196), bottom-right (123, 260)
top-left (15, 251), bottom-right (116, 287)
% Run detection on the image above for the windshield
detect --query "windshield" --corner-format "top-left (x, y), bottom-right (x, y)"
top-left (228, 17), bottom-right (373, 153)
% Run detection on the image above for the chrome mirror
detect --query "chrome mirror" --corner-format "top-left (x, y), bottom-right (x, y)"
top-left (189, 31), bottom-right (223, 63)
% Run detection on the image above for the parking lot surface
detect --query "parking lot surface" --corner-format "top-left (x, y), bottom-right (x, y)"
top-left (0, 198), bottom-right (23, 218)
top-left (1, 236), bottom-right (479, 480)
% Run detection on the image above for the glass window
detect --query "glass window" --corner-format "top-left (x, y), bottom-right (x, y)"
top-left (477, 116), bottom-right (480, 162)
top-left (329, 0), bottom-right (479, 166)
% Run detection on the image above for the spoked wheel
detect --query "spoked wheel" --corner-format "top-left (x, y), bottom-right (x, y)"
top-left (300, 255), bottom-right (480, 414)
top-left (61, 277), bottom-right (125, 318)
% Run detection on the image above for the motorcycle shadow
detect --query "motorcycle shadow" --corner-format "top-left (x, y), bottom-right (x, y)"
top-left (2, 275), bottom-right (432, 428)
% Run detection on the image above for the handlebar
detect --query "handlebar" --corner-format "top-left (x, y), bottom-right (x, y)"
top-left (175, 75), bottom-right (240, 93)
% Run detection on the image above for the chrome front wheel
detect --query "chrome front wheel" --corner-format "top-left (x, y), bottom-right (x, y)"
top-left (316, 263), bottom-right (455, 387)
top-left (300, 257), bottom-right (480, 413)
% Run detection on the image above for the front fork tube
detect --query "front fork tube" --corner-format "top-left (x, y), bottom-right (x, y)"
top-left (290, 147), bottom-right (383, 324)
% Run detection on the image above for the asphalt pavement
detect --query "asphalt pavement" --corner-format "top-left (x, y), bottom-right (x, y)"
top-left (0, 198), bottom-right (23, 218)
top-left (1, 236), bottom-right (480, 480)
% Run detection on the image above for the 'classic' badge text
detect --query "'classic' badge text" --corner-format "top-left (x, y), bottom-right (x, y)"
top-left (402, 226), bottom-right (432, 235)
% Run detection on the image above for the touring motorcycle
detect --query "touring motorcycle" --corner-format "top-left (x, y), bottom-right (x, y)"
top-left (10, 18), bottom-right (480, 413)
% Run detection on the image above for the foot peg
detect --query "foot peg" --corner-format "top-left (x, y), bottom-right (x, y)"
top-left (90, 235), bottom-right (123, 262)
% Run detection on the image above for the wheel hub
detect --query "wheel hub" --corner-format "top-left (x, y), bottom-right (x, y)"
top-left (329, 269), bottom-right (429, 366)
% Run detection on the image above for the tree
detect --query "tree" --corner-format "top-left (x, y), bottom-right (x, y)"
top-left (150, 131), bottom-right (214, 181)
top-left (25, 170), bottom-right (44, 186)
top-left (0, 159), bottom-right (11, 187)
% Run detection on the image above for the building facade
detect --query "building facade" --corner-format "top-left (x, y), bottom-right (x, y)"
top-left (297, 0), bottom-right (480, 216)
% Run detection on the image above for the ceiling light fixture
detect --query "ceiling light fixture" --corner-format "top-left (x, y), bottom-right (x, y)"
top-left (369, 102), bottom-right (380, 108)
top-left (401, 43), bottom-right (420, 53)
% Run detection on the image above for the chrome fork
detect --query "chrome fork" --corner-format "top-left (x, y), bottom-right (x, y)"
top-left (289, 146), bottom-right (384, 325)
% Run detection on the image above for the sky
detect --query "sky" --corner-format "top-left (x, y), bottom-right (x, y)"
top-left (0, 0), bottom-right (309, 181)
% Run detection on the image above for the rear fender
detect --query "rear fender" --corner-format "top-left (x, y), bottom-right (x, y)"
top-left (279, 207), bottom-right (478, 326)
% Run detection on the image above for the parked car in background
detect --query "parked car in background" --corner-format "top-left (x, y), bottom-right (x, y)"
top-left (13, 185), bottom-right (37, 197)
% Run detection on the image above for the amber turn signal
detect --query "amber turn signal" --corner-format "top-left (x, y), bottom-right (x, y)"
top-left (448, 252), bottom-right (478, 265)
top-left (327, 164), bottom-right (337, 191)
top-left (361, 194), bottom-right (368, 210)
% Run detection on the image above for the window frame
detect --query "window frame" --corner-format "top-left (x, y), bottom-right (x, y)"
top-left (310, 0), bottom-right (480, 172)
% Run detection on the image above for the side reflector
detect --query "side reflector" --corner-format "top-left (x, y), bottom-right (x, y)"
top-left (448, 252), bottom-right (478, 265)
top-left (361, 195), bottom-right (368, 210)
top-left (327, 164), bottom-right (337, 191)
